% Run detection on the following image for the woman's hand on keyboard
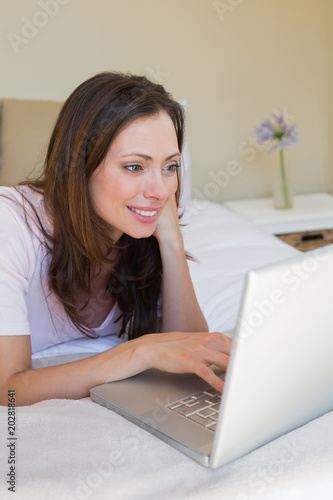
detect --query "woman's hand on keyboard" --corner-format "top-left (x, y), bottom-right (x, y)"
top-left (133, 331), bottom-right (231, 392)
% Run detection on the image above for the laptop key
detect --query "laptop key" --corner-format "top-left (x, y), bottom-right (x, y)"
top-left (206, 421), bottom-right (216, 431)
top-left (197, 407), bottom-right (216, 419)
top-left (204, 396), bottom-right (220, 405)
top-left (167, 401), bottom-right (184, 410)
top-left (180, 396), bottom-right (197, 405)
top-left (203, 389), bottom-right (220, 397)
top-left (188, 413), bottom-right (211, 426)
top-left (177, 402), bottom-right (212, 417)
top-left (189, 413), bottom-right (216, 429)
top-left (185, 399), bottom-right (204, 407)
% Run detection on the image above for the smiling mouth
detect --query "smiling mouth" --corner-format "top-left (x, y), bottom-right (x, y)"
top-left (129, 207), bottom-right (158, 217)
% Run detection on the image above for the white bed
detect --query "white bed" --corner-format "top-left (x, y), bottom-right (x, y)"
top-left (1, 200), bottom-right (333, 500)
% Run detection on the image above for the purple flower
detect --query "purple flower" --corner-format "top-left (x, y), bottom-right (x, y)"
top-left (255, 113), bottom-right (299, 153)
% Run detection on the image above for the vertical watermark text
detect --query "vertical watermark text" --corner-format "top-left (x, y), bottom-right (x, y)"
top-left (6, 390), bottom-right (17, 493)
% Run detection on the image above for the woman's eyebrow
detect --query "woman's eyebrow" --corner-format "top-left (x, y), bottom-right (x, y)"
top-left (120, 152), bottom-right (180, 161)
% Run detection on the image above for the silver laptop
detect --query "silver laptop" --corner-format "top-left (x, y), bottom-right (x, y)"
top-left (90, 245), bottom-right (333, 468)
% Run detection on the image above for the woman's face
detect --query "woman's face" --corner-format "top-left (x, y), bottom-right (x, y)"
top-left (89, 111), bottom-right (180, 241)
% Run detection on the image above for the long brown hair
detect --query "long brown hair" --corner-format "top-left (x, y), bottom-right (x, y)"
top-left (20, 72), bottom-right (185, 339)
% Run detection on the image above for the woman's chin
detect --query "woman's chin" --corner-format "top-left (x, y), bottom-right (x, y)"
top-left (126, 226), bottom-right (156, 240)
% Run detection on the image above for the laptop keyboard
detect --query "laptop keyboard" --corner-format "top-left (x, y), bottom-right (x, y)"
top-left (166, 388), bottom-right (221, 432)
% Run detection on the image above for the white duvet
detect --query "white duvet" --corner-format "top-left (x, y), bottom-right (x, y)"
top-left (1, 201), bottom-right (332, 500)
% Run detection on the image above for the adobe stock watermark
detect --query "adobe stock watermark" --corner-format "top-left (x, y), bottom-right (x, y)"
top-left (236, 438), bottom-right (305, 499)
top-left (61, 429), bottom-right (142, 500)
top-left (145, 65), bottom-right (169, 84)
top-left (237, 106), bottom-right (296, 164)
top-left (182, 106), bottom-right (294, 222)
top-left (61, 396), bottom-right (174, 499)
top-left (140, 395), bottom-right (173, 437)
top-left (236, 244), bottom-right (333, 344)
top-left (213, 0), bottom-right (245, 23)
top-left (7, 0), bottom-right (72, 54)
top-left (78, 273), bottom-right (132, 328)
top-left (184, 160), bottom-right (243, 220)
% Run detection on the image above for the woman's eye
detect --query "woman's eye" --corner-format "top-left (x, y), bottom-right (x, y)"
top-left (163, 163), bottom-right (180, 173)
top-left (125, 164), bottom-right (143, 172)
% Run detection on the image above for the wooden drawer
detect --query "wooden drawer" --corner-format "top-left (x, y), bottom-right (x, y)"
top-left (276, 229), bottom-right (333, 251)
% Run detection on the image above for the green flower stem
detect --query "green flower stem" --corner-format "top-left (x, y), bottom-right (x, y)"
top-left (279, 149), bottom-right (292, 209)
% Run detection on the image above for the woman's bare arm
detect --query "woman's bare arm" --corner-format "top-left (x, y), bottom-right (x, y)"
top-left (0, 335), bottom-right (146, 406)
top-left (154, 196), bottom-right (208, 333)
top-left (0, 331), bottom-right (231, 406)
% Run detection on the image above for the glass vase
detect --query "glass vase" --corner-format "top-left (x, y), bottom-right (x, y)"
top-left (273, 150), bottom-right (293, 209)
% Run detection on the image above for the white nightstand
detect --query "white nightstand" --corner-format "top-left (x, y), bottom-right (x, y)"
top-left (224, 193), bottom-right (333, 251)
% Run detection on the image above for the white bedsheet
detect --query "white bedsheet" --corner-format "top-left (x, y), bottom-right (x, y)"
top-left (1, 201), bottom-right (332, 500)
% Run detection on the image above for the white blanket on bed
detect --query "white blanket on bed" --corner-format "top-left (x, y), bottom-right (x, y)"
top-left (1, 202), bottom-right (332, 499)
top-left (1, 397), bottom-right (332, 500)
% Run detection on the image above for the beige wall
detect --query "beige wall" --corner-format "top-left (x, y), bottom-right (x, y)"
top-left (328, 0), bottom-right (333, 192)
top-left (0, 0), bottom-right (331, 202)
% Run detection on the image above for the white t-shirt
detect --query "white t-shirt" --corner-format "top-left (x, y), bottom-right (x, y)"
top-left (0, 186), bottom-right (122, 353)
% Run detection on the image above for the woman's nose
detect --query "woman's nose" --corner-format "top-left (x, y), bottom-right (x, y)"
top-left (143, 172), bottom-right (169, 200)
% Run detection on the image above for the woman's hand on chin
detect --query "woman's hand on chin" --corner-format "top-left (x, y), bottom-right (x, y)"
top-left (153, 195), bottom-right (182, 247)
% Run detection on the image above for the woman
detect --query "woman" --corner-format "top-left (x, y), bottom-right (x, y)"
top-left (0, 72), bottom-right (231, 406)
